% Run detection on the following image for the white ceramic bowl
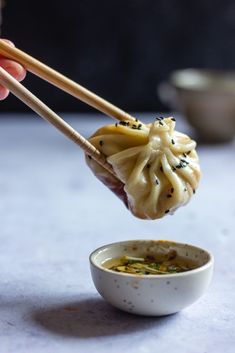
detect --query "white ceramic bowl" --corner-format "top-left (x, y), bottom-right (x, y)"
top-left (90, 240), bottom-right (214, 316)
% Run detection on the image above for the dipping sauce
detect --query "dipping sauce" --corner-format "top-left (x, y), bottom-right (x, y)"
top-left (103, 250), bottom-right (198, 275)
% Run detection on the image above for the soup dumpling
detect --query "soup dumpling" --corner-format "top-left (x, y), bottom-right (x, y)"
top-left (85, 117), bottom-right (201, 220)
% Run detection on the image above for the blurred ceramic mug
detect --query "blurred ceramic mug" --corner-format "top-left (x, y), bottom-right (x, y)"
top-left (158, 69), bottom-right (235, 143)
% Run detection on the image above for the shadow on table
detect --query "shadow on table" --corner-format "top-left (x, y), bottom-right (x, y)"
top-left (31, 296), bottom-right (177, 338)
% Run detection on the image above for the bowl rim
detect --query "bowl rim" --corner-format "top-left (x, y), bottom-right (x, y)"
top-left (169, 68), bottom-right (235, 94)
top-left (89, 239), bottom-right (214, 279)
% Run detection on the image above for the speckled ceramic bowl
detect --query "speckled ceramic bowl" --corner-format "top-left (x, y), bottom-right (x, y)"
top-left (89, 240), bottom-right (214, 316)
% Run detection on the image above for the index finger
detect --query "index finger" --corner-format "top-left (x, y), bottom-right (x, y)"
top-left (0, 39), bottom-right (15, 59)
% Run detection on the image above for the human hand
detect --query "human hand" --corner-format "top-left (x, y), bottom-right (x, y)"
top-left (0, 39), bottom-right (26, 100)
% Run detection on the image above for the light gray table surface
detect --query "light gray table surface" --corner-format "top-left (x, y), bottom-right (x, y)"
top-left (0, 113), bottom-right (234, 353)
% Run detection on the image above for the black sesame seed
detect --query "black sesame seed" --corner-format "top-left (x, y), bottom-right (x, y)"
top-left (138, 124), bottom-right (142, 130)
top-left (119, 121), bottom-right (129, 126)
top-left (147, 164), bottom-right (151, 168)
top-left (99, 140), bottom-right (103, 146)
top-left (183, 153), bottom-right (187, 158)
top-left (171, 188), bottom-right (174, 193)
top-left (115, 123), bottom-right (118, 127)
top-left (171, 118), bottom-right (176, 122)
top-left (171, 139), bottom-right (175, 145)
top-left (176, 160), bottom-right (188, 169)
top-left (167, 194), bottom-right (172, 198)
top-left (187, 151), bottom-right (191, 155)
top-left (184, 188), bottom-right (187, 192)
top-left (156, 179), bottom-right (159, 185)
top-left (156, 116), bottom-right (164, 121)
top-left (172, 167), bottom-right (176, 172)
top-left (88, 155), bottom-right (92, 160)
top-left (193, 189), bottom-right (196, 194)
top-left (135, 118), bottom-right (138, 122)
top-left (159, 121), bottom-right (164, 126)
top-left (160, 166), bottom-right (163, 172)
top-left (165, 210), bottom-right (170, 214)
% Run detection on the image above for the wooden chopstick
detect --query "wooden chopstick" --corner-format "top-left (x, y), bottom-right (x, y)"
top-left (0, 66), bottom-right (119, 178)
top-left (0, 39), bottom-right (135, 122)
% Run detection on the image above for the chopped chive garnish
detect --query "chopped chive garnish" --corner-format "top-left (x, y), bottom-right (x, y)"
top-left (105, 251), bottom-right (196, 275)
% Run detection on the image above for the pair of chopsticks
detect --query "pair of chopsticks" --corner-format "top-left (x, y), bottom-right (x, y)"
top-left (0, 39), bottom-right (135, 179)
